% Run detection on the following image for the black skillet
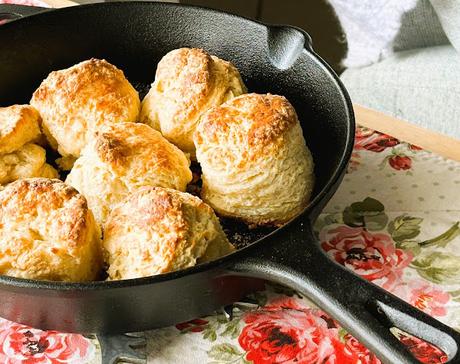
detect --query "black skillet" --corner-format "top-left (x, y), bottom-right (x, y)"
top-left (0, 2), bottom-right (459, 363)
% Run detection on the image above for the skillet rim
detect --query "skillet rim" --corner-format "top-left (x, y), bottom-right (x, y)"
top-left (0, 0), bottom-right (355, 291)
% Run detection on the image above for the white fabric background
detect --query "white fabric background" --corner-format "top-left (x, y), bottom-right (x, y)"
top-left (330, 0), bottom-right (460, 138)
top-left (328, 0), bottom-right (418, 68)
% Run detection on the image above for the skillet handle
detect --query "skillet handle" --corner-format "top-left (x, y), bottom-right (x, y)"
top-left (0, 4), bottom-right (49, 23)
top-left (228, 222), bottom-right (460, 364)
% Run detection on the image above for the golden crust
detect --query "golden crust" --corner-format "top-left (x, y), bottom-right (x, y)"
top-left (66, 122), bottom-right (193, 226)
top-left (0, 178), bottom-right (102, 281)
top-left (195, 93), bottom-right (315, 226)
top-left (0, 105), bottom-right (41, 154)
top-left (37, 163), bottom-right (59, 179)
top-left (56, 155), bottom-right (76, 171)
top-left (196, 93), bottom-right (296, 152)
top-left (30, 58), bottom-right (141, 158)
top-left (103, 187), bottom-right (234, 280)
top-left (0, 144), bottom-right (60, 185)
top-left (94, 126), bottom-right (175, 174)
top-left (0, 143), bottom-right (45, 185)
top-left (140, 48), bottom-right (246, 157)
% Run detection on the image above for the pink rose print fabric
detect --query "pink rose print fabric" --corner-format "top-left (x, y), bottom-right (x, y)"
top-left (320, 226), bottom-right (412, 290)
top-left (393, 280), bottom-right (450, 317)
top-left (173, 295), bottom-right (448, 364)
top-left (0, 0), bottom-right (48, 7)
top-left (351, 127), bottom-right (417, 173)
top-left (0, 319), bottom-right (94, 364)
top-left (238, 298), bottom-right (342, 364)
top-left (342, 334), bottom-right (381, 364)
top-left (395, 331), bottom-right (448, 364)
top-left (388, 155), bottom-right (412, 170)
top-left (354, 127), bottom-right (399, 153)
top-left (0, 0), bottom-right (48, 25)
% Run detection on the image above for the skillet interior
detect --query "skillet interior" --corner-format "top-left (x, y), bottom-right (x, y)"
top-left (0, 1), bottom-right (352, 255)
top-left (0, 2), bottom-right (354, 333)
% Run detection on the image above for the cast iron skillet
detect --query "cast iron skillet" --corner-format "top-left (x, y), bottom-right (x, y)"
top-left (0, 3), bottom-right (459, 363)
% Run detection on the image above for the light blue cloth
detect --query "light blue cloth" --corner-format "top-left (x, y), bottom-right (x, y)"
top-left (342, 45), bottom-right (460, 139)
top-left (338, 0), bottom-right (460, 139)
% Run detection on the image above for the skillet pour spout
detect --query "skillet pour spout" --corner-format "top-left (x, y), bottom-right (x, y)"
top-left (1, 2), bottom-right (460, 364)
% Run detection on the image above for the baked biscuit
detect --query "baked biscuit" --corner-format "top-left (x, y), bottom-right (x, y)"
top-left (0, 143), bottom-right (59, 185)
top-left (66, 122), bottom-right (193, 225)
top-left (103, 187), bottom-right (234, 280)
top-left (31, 58), bottom-right (140, 159)
top-left (195, 93), bottom-right (315, 226)
top-left (0, 143), bottom-right (45, 184)
top-left (37, 163), bottom-right (59, 179)
top-left (140, 48), bottom-right (246, 157)
top-left (0, 178), bottom-right (102, 281)
top-left (0, 105), bottom-right (41, 154)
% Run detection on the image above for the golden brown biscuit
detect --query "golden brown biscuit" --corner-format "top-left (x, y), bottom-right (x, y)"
top-left (66, 122), bottom-right (193, 225)
top-left (140, 48), bottom-right (247, 157)
top-left (0, 105), bottom-right (41, 154)
top-left (30, 58), bottom-right (141, 159)
top-left (0, 143), bottom-right (60, 185)
top-left (195, 93), bottom-right (315, 226)
top-left (0, 143), bottom-right (45, 185)
top-left (55, 155), bottom-right (77, 171)
top-left (103, 187), bottom-right (234, 280)
top-left (37, 163), bottom-right (59, 179)
top-left (0, 178), bottom-right (102, 281)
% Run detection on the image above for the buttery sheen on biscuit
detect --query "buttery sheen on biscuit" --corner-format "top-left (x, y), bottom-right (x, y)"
top-left (103, 187), bottom-right (234, 280)
top-left (0, 178), bottom-right (102, 281)
top-left (66, 123), bottom-right (193, 225)
top-left (0, 105), bottom-right (41, 154)
top-left (30, 58), bottom-right (140, 159)
top-left (140, 48), bottom-right (247, 157)
top-left (195, 93), bottom-right (315, 226)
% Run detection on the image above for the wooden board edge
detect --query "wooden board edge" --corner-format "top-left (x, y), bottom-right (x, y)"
top-left (354, 104), bottom-right (460, 162)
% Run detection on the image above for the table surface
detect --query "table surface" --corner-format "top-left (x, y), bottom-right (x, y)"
top-left (1, 2), bottom-right (460, 363)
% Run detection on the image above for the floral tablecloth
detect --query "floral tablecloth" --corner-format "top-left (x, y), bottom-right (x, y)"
top-left (2, 3), bottom-right (460, 363)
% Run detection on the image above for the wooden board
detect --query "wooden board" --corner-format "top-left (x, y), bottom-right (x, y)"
top-left (354, 104), bottom-right (460, 162)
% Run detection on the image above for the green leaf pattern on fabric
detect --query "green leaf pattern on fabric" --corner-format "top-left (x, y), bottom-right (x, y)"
top-left (412, 252), bottom-right (460, 284)
top-left (221, 319), bottom-right (241, 340)
top-left (388, 215), bottom-right (423, 242)
top-left (449, 290), bottom-right (460, 303)
top-left (395, 239), bottom-right (422, 256)
top-left (343, 197), bottom-right (389, 230)
top-left (338, 328), bottom-right (348, 343)
top-left (420, 222), bottom-right (460, 248)
top-left (207, 343), bottom-right (246, 363)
